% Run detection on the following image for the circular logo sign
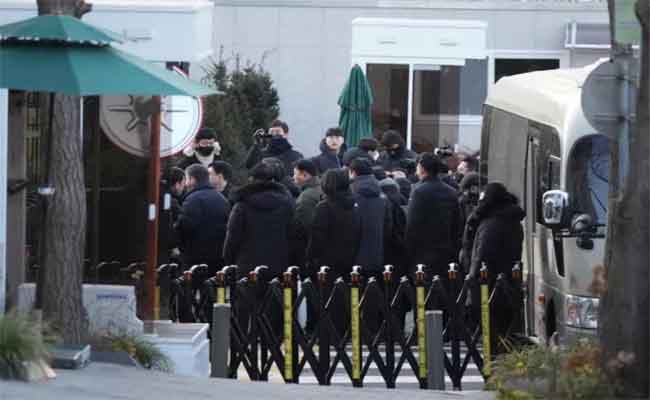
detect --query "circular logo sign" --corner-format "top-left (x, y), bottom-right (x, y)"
top-left (99, 67), bottom-right (203, 158)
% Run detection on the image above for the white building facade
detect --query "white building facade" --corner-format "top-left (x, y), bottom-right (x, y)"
top-left (212, 0), bottom-right (610, 155)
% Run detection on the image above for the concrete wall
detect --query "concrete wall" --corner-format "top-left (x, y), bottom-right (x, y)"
top-left (210, 1), bottom-right (608, 156)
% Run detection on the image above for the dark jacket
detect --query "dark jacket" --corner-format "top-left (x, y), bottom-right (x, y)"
top-left (223, 181), bottom-right (295, 277)
top-left (469, 203), bottom-right (525, 285)
top-left (221, 182), bottom-right (236, 204)
top-left (377, 147), bottom-right (417, 171)
top-left (311, 139), bottom-right (344, 175)
top-left (351, 175), bottom-right (393, 272)
top-left (380, 183), bottom-right (408, 276)
top-left (342, 147), bottom-right (375, 166)
top-left (405, 176), bottom-right (461, 275)
top-left (308, 191), bottom-right (361, 279)
top-left (245, 137), bottom-right (303, 175)
top-left (176, 185), bottom-right (230, 269)
top-left (292, 177), bottom-right (323, 267)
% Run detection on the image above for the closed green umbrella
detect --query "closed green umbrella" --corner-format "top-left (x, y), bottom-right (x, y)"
top-left (338, 65), bottom-right (374, 146)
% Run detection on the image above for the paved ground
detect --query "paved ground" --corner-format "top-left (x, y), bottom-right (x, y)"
top-left (1, 363), bottom-right (495, 400)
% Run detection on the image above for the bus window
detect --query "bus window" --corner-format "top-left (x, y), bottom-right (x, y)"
top-left (567, 134), bottom-right (610, 225)
top-left (486, 107), bottom-right (527, 201)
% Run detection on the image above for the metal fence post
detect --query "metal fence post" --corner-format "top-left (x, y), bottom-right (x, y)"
top-left (350, 266), bottom-right (362, 388)
top-left (426, 310), bottom-right (445, 390)
top-left (283, 270), bottom-right (295, 383)
top-left (211, 303), bottom-right (231, 378)
top-left (415, 264), bottom-right (427, 388)
top-left (480, 263), bottom-right (491, 378)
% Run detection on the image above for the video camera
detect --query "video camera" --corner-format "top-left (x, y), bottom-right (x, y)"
top-left (434, 145), bottom-right (454, 158)
top-left (253, 128), bottom-right (273, 141)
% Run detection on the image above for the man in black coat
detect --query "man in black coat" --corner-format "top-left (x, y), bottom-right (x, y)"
top-left (377, 130), bottom-right (417, 171)
top-left (245, 119), bottom-right (303, 175)
top-left (349, 158), bottom-right (393, 273)
top-left (311, 127), bottom-right (345, 175)
top-left (223, 162), bottom-right (295, 278)
top-left (175, 164), bottom-right (230, 275)
top-left (406, 153), bottom-right (461, 278)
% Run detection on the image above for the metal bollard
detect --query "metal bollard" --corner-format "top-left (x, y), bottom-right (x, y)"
top-left (480, 263), bottom-right (491, 378)
top-left (211, 303), bottom-right (231, 378)
top-left (350, 265), bottom-right (362, 387)
top-left (415, 264), bottom-right (427, 387)
top-left (426, 310), bottom-right (445, 390)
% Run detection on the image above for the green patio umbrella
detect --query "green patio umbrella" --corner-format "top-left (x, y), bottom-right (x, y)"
top-left (0, 14), bottom-right (124, 45)
top-left (0, 43), bottom-right (214, 96)
top-left (338, 64), bottom-right (374, 146)
top-left (0, 15), bottom-right (213, 97)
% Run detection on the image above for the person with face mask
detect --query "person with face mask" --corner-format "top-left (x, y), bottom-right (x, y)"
top-left (177, 127), bottom-right (222, 170)
top-left (378, 130), bottom-right (417, 172)
top-left (311, 127), bottom-right (346, 175)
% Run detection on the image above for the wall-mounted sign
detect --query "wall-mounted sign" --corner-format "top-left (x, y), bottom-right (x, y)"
top-left (100, 67), bottom-right (203, 158)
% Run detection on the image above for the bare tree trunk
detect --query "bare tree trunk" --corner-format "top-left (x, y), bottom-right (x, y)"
top-left (35, 0), bottom-right (92, 344)
top-left (600, 1), bottom-right (650, 396)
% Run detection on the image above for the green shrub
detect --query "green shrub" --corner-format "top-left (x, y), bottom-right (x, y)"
top-left (91, 334), bottom-right (173, 373)
top-left (0, 313), bottom-right (49, 380)
top-left (202, 48), bottom-right (280, 184)
top-left (487, 338), bottom-right (616, 400)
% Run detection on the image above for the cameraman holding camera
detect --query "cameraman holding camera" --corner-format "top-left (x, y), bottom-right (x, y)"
top-left (245, 120), bottom-right (303, 178)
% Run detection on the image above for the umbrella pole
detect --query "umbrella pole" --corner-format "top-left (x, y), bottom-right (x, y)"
top-left (144, 96), bottom-right (162, 333)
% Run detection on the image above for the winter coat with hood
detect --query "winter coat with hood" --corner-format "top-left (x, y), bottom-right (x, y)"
top-left (351, 174), bottom-right (393, 272)
top-left (176, 185), bottom-right (230, 269)
top-left (468, 186), bottom-right (525, 286)
top-left (311, 139), bottom-right (345, 175)
top-left (245, 136), bottom-right (303, 174)
top-left (223, 181), bottom-right (295, 277)
top-left (405, 176), bottom-right (461, 276)
top-left (308, 190), bottom-right (362, 279)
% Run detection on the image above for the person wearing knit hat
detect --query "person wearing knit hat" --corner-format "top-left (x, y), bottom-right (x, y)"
top-left (176, 127), bottom-right (222, 170)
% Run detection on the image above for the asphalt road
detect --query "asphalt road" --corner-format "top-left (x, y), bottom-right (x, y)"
top-left (0, 363), bottom-right (495, 400)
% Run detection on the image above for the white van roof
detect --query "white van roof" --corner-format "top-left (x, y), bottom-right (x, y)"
top-left (484, 60), bottom-right (606, 131)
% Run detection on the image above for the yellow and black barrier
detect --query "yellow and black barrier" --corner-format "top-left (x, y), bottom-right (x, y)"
top-left (480, 264), bottom-right (491, 378)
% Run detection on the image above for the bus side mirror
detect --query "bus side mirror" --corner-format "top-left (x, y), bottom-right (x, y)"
top-left (542, 190), bottom-right (569, 226)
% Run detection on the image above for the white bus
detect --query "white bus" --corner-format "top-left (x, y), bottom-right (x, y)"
top-left (480, 60), bottom-right (610, 340)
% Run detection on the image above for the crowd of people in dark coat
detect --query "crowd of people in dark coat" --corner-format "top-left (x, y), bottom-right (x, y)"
top-left (168, 121), bottom-right (526, 318)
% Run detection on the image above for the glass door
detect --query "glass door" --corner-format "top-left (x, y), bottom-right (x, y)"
top-left (366, 63), bottom-right (409, 144)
